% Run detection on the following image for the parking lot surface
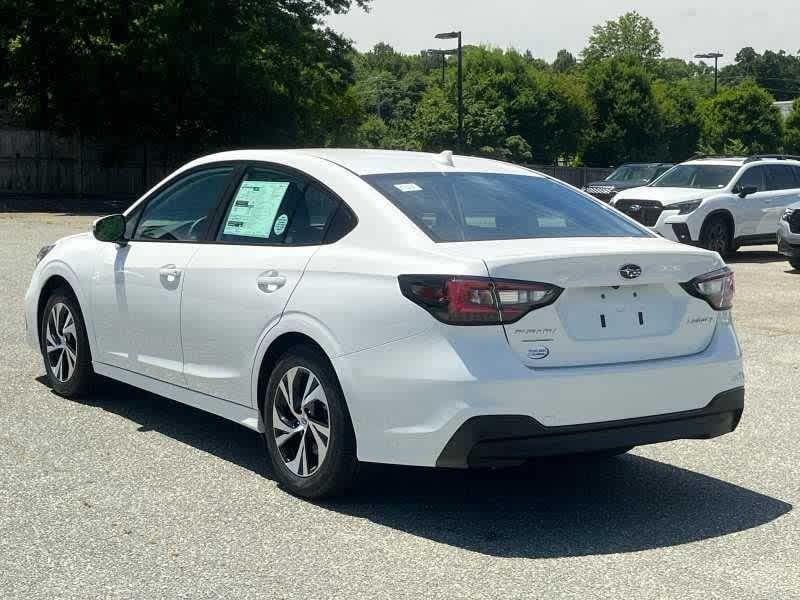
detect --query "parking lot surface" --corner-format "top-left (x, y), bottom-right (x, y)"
top-left (1, 212), bottom-right (798, 599)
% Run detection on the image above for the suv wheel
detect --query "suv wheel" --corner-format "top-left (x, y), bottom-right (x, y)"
top-left (40, 288), bottom-right (95, 397)
top-left (789, 257), bottom-right (800, 271)
top-left (700, 216), bottom-right (732, 257)
top-left (263, 346), bottom-right (359, 498)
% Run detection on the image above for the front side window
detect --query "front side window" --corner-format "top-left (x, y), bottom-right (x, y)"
top-left (134, 167), bottom-right (234, 241)
top-left (365, 172), bottom-right (649, 242)
top-left (217, 167), bottom-right (343, 245)
top-left (766, 165), bottom-right (799, 191)
top-left (736, 166), bottom-right (767, 193)
top-left (651, 164), bottom-right (739, 189)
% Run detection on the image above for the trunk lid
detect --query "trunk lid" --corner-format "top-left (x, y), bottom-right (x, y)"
top-left (435, 237), bottom-right (725, 368)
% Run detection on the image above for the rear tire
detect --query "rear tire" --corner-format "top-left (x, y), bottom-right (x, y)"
top-left (262, 345), bottom-right (359, 498)
top-left (789, 258), bottom-right (800, 271)
top-left (40, 288), bottom-right (95, 398)
top-left (700, 217), bottom-right (733, 257)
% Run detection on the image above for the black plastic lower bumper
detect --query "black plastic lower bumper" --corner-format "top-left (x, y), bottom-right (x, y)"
top-left (436, 387), bottom-right (744, 468)
top-left (778, 236), bottom-right (800, 257)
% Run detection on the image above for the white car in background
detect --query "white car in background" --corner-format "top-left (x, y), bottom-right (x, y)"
top-left (778, 200), bottom-right (800, 270)
top-left (26, 149), bottom-right (744, 498)
top-left (612, 155), bottom-right (800, 257)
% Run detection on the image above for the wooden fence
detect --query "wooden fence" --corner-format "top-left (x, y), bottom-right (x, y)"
top-left (0, 128), bottom-right (614, 204)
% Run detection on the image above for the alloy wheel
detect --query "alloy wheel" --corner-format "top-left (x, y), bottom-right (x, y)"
top-left (272, 366), bottom-right (331, 478)
top-left (45, 302), bottom-right (78, 383)
top-left (706, 222), bottom-right (728, 254)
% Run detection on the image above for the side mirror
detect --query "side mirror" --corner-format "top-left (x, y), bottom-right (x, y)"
top-left (738, 185), bottom-right (758, 198)
top-left (93, 214), bottom-right (127, 243)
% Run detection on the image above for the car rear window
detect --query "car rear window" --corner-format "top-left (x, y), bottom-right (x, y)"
top-left (364, 172), bottom-right (650, 242)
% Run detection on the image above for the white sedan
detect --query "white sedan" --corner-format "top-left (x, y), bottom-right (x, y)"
top-left (26, 149), bottom-right (744, 498)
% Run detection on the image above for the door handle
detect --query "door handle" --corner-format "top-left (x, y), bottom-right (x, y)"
top-left (159, 265), bottom-right (182, 280)
top-left (257, 271), bottom-right (287, 293)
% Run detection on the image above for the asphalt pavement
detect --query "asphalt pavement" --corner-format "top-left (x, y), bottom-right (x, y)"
top-left (1, 212), bottom-right (798, 599)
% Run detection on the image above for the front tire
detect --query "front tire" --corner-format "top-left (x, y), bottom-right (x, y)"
top-left (700, 217), bottom-right (733, 257)
top-left (40, 288), bottom-right (95, 397)
top-left (263, 346), bottom-right (359, 498)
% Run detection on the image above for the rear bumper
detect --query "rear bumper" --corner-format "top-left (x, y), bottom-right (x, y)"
top-left (334, 318), bottom-right (743, 467)
top-left (437, 387), bottom-right (744, 468)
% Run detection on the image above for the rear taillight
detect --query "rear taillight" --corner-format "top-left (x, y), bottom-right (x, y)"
top-left (398, 275), bottom-right (562, 325)
top-left (680, 267), bottom-right (735, 310)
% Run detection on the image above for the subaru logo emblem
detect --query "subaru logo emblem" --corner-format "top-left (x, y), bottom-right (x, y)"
top-left (619, 264), bottom-right (642, 279)
top-left (629, 204), bottom-right (642, 212)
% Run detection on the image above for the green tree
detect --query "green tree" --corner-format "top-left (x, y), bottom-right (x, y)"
top-left (582, 12), bottom-right (663, 67)
top-left (720, 48), bottom-right (800, 101)
top-left (653, 79), bottom-right (702, 161)
top-left (783, 99), bottom-right (800, 154)
top-left (698, 80), bottom-right (784, 154)
top-left (581, 59), bottom-right (664, 166)
top-left (2, 0), bottom-right (370, 147)
top-left (552, 49), bottom-right (577, 73)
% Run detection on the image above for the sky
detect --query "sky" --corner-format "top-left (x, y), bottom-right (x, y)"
top-left (326, 0), bottom-right (800, 66)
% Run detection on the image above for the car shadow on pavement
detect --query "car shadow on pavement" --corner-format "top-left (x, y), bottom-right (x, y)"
top-left (727, 249), bottom-right (785, 264)
top-left (40, 376), bottom-right (793, 559)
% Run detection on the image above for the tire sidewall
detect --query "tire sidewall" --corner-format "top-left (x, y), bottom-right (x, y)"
top-left (263, 346), bottom-right (357, 498)
top-left (40, 289), bottom-right (93, 397)
top-left (701, 217), bottom-right (732, 257)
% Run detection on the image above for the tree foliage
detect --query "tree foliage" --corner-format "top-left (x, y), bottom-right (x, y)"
top-left (698, 80), bottom-right (784, 154)
top-left (1, 0), bottom-right (370, 148)
top-left (581, 59), bottom-right (664, 166)
top-left (720, 48), bottom-right (800, 101)
top-left (582, 11), bottom-right (663, 66)
top-left (0, 7), bottom-right (796, 167)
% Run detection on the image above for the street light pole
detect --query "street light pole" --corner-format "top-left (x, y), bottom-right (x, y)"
top-left (694, 52), bottom-right (724, 94)
top-left (457, 32), bottom-right (463, 151)
top-left (435, 31), bottom-right (464, 151)
top-left (426, 49), bottom-right (456, 87)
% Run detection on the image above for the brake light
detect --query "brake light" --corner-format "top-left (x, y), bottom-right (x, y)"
top-left (680, 267), bottom-right (735, 310)
top-left (398, 275), bottom-right (562, 325)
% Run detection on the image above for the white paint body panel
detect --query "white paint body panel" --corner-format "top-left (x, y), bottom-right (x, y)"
top-left (24, 149), bottom-right (744, 468)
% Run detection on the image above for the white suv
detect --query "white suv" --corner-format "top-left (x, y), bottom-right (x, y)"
top-left (612, 155), bottom-right (800, 256)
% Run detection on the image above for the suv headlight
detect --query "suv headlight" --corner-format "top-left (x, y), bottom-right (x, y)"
top-left (671, 199), bottom-right (703, 215)
top-left (782, 208), bottom-right (795, 222)
top-left (36, 243), bottom-right (55, 265)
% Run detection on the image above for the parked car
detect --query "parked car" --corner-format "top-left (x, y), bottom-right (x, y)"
top-left (612, 155), bottom-right (800, 257)
top-left (26, 149), bottom-right (744, 498)
top-left (778, 200), bottom-right (800, 270)
top-left (583, 162), bottom-right (673, 202)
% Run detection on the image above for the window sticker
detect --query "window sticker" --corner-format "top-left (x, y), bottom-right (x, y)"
top-left (273, 213), bottom-right (289, 236)
top-left (394, 183), bottom-right (423, 192)
top-left (222, 181), bottom-right (290, 238)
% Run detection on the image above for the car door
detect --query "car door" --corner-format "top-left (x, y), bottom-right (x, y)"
top-left (732, 165), bottom-right (769, 236)
top-left (179, 164), bottom-right (346, 406)
top-left (761, 165), bottom-right (800, 234)
top-left (91, 165), bottom-right (236, 386)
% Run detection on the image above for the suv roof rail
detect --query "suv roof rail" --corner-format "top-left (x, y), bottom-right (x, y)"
top-left (743, 154), bottom-right (800, 163)
top-left (687, 153), bottom-right (745, 161)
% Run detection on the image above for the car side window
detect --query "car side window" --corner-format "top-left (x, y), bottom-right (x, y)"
top-left (216, 167), bottom-right (343, 246)
top-left (736, 166), bottom-right (766, 193)
top-left (767, 165), bottom-right (799, 191)
top-left (134, 167), bottom-right (234, 241)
